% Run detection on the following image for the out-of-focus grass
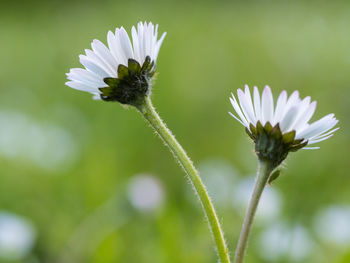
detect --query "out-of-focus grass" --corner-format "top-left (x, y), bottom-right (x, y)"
top-left (0, 0), bottom-right (349, 262)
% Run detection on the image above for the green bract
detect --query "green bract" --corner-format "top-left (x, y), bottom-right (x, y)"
top-left (99, 56), bottom-right (155, 106)
top-left (246, 121), bottom-right (307, 168)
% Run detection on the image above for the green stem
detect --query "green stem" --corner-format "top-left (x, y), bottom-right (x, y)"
top-left (233, 160), bottom-right (273, 263)
top-left (137, 96), bottom-right (230, 263)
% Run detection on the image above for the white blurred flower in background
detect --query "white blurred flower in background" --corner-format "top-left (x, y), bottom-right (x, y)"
top-left (258, 222), bottom-right (314, 262)
top-left (232, 177), bottom-right (282, 223)
top-left (127, 174), bottom-right (165, 212)
top-left (198, 158), bottom-right (239, 206)
top-left (0, 212), bottom-right (36, 260)
top-left (0, 111), bottom-right (78, 171)
top-left (313, 205), bottom-right (350, 247)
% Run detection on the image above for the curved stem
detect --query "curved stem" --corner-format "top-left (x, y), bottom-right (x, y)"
top-left (233, 160), bottom-right (273, 263)
top-left (137, 96), bottom-right (230, 263)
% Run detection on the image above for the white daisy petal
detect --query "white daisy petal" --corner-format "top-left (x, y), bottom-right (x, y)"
top-left (261, 86), bottom-right (274, 125)
top-left (79, 55), bottom-right (110, 78)
top-left (119, 27), bottom-right (134, 60)
top-left (244, 85), bottom-right (256, 123)
top-left (107, 31), bottom-right (123, 64)
top-left (85, 49), bottom-right (116, 76)
top-left (253, 86), bottom-right (261, 121)
top-left (296, 114), bottom-right (338, 140)
top-left (91, 39), bottom-right (118, 70)
top-left (151, 24), bottom-right (159, 59)
top-left (237, 88), bottom-right (256, 125)
top-left (282, 91), bottom-right (300, 118)
top-left (310, 127), bottom-right (339, 141)
top-left (308, 134), bottom-right (334, 145)
top-left (67, 68), bottom-right (105, 87)
top-left (131, 26), bottom-right (141, 62)
top-left (114, 28), bottom-right (129, 66)
top-left (293, 101), bottom-right (317, 131)
top-left (303, 147), bottom-right (320, 150)
top-left (137, 22), bottom-right (145, 62)
top-left (154, 32), bottom-right (166, 62)
top-left (288, 96), bottom-right (311, 131)
top-left (65, 81), bottom-right (100, 93)
top-left (280, 106), bottom-right (298, 132)
top-left (273, 90), bottom-right (287, 124)
top-left (144, 23), bottom-right (152, 59)
top-left (230, 95), bottom-right (249, 127)
top-left (229, 112), bottom-right (245, 126)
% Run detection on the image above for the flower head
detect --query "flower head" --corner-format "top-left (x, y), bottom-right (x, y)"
top-left (66, 21), bottom-right (166, 106)
top-left (229, 85), bottom-right (338, 166)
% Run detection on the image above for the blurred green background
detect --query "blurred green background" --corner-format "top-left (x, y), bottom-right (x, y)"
top-left (0, 0), bottom-right (349, 262)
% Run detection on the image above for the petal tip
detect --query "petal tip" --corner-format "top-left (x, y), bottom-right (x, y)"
top-left (263, 85), bottom-right (272, 92)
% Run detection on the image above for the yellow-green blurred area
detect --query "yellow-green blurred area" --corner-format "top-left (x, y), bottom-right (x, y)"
top-left (0, 0), bottom-right (349, 262)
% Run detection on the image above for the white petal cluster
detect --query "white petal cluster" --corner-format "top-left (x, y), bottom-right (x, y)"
top-left (229, 85), bottom-right (338, 149)
top-left (66, 21), bottom-right (166, 99)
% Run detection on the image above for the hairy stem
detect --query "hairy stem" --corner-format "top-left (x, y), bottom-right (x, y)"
top-left (137, 96), bottom-right (230, 263)
top-left (233, 160), bottom-right (273, 263)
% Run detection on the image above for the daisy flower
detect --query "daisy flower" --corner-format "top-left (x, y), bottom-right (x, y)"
top-left (66, 21), bottom-right (166, 105)
top-left (229, 85), bottom-right (338, 166)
